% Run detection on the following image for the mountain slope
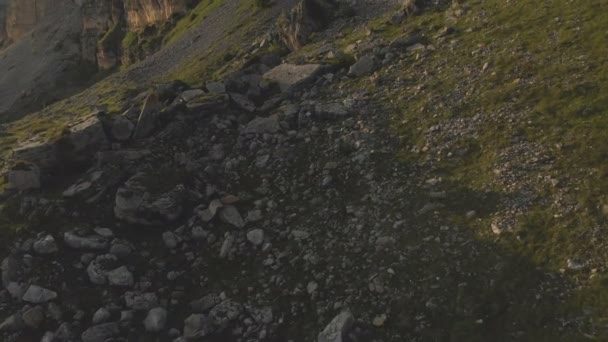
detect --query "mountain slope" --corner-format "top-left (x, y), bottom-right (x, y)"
top-left (2, 0), bottom-right (608, 341)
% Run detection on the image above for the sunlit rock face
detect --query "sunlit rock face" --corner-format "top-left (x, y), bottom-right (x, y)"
top-left (123, 0), bottom-right (188, 31)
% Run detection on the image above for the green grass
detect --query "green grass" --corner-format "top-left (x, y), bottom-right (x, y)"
top-left (163, 0), bottom-right (225, 46)
top-left (326, 0), bottom-right (608, 338)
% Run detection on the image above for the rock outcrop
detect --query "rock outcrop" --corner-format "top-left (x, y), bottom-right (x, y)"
top-left (123, 0), bottom-right (188, 31)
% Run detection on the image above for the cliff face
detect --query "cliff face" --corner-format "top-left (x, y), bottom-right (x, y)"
top-left (123, 0), bottom-right (188, 31)
top-left (0, 0), bottom-right (189, 58)
top-left (0, 0), bottom-right (192, 121)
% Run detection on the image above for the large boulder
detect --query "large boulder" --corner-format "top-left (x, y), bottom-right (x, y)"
top-left (263, 64), bottom-right (323, 92)
top-left (64, 114), bottom-right (107, 153)
top-left (11, 140), bottom-right (56, 169)
top-left (114, 172), bottom-right (185, 225)
top-left (7, 162), bottom-right (41, 190)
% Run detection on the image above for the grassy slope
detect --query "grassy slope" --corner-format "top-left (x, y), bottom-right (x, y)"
top-left (357, 0), bottom-right (608, 338)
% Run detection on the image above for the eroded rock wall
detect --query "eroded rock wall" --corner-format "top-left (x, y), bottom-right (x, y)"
top-left (123, 0), bottom-right (188, 31)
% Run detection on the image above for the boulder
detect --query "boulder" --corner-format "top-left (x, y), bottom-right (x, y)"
top-left (65, 115), bottom-right (107, 153)
top-left (114, 172), bottom-right (184, 225)
top-left (87, 254), bottom-right (117, 285)
top-left (107, 266), bottom-right (134, 287)
top-left (110, 116), bottom-right (135, 142)
top-left (22, 285), bottom-right (57, 304)
top-left (206, 82), bottom-right (226, 94)
top-left (318, 311), bottom-right (355, 342)
top-left (22, 306), bottom-right (45, 329)
top-left (180, 89), bottom-right (206, 103)
top-left (263, 64), bottom-right (323, 92)
top-left (11, 140), bottom-right (56, 168)
top-left (348, 55), bottom-right (375, 77)
top-left (7, 162), bottom-right (41, 190)
top-left (229, 93), bottom-right (256, 112)
top-left (315, 103), bottom-right (350, 119)
top-left (124, 292), bottom-right (159, 311)
top-left (184, 314), bottom-right (213, 339)
top-left (243, 115), bottom-right (280, 135)
top-left (143, 308), bottom-right (167, 332)
top-left (0, 314), bottom-right (24, 332)
top-left (81, 323), bottom-right (119, 342)
top-left (1, 256), bottom-right (20, 287)
top-left (219, 206), bottom-right (246, 228)
top-left (33, 235), bottom-right (58, 254)
top-left (63, 232), bottom-right (109, 250)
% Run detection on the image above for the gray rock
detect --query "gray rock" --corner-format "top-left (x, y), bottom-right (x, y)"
top-left (92, 308), bottom-right (111, 325)
top-left (190, 293), bottom-right (221, 313)
top-left (246, 229), bottom-right (264, 247)
top-left (246, 210), bottom-right (263, 222)
top-left (114, 172), bottom-right (184, 225)
top-left (62, 180), bottom-right (93, 198)
top-left (184, 314), bottom-right (213, 339)
top-left (197, 199), bottom-right (223, 222)
top-left (208, 299), bottom-right (242, 329)
top-left (22, 306), bottom-right (45, 329)
top-left (0, 314), bottom-right (24, 332)
top-left (1, 256), bottom-right (20, 287)
top-left (66, 115), bottom-right (107, 153)
top-left (7, 162), bottom-right (41, 190)
top-left (6, 282), bottom-right (27, 299)
top-left (109, 242), bottom-right (132, 258)
top-left (33, 235), bottom-right (58, 254)
top-left (230, 93), bottom-right (256, 112)
top-left (263, 64), bottom-right (323, 92)
top-left (87, 254), bottom-right (117, 285)
top-left (318, 311), bottom-right (355, 342)
top-left (219, 235), bottom-right (234, 259)
top-left (315, 103), bottom-right (350, 119)
top-left (94, 228), bottom-right (114, 238)
top-left (180, 89), bottom-right (206, 103)
top-left (143, 307), bottom-right (168, 332)
top-left (40, 331), bottom-right (55, 342)
top-left (162, 231), bottom-right (179, 249)
top-left (11, 140), bottom-right (56, 169)
top-left (63, 232), bottom-right (109, 250)
top-left (348, 55), bottom-right (375, 77)
top-left (125, 292), bottom-right (159, 311)
top-left (54, 322), bottom-right (74, 340)
top-left (22, 285), bottom-right (57, 304)
top-left (206, 82), bottom-right (226, 94)
top-left (291, 230), bottom-right (310, 240)
top-left (111, 116), bottom-right (134, 142)
top-left (107, 266), bottom-right (134, 287)
top-left (243, 115), bottom-right (280, 135)
top-left (81, 323), bottom-right (119, 342)
top-left (219, 206), bottom-right (246, 228)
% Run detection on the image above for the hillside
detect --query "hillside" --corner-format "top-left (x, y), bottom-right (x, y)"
top-left (1, 0), bottom-right (608, 341)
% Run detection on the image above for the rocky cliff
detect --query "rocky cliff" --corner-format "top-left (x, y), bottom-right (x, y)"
top-left (123, 0), bottom-right (188, 31)
top-left (0, 0), bottom-right (194, 121)
top-left (0, 0), bottom-right (190, 64)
